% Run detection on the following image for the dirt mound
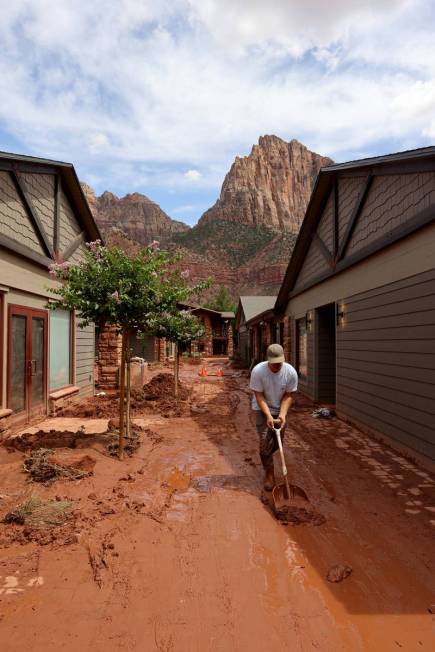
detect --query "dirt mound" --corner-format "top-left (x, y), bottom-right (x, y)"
top-left (57, 373), bottom-right (191, 419)
top-left (5, 427), bottom-right (106, 452)
top-left (275, 506), bottom-right (326, 526)
top-left (23, 448), bottom-right (95, 483)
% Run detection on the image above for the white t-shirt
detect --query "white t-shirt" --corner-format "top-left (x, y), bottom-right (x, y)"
top-left (250, 361), bottom-right (298, 415)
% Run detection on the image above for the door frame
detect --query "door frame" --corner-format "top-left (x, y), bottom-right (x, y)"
top-left (7, 304), bottom-right (49, 424)
top-left (314, 302), bottom-right (337, 404)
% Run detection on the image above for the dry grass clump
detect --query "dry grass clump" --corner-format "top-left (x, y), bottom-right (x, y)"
top-left (23, 448), bottom-right (91, 483)
top-left (3, 494), bottom-right (72, 528)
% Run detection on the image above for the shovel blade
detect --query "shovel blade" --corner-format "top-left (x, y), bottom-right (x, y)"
top-left (272, 482), bottom-right (309, 512)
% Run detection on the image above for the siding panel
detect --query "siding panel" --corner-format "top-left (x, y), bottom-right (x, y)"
top-left (75, 323), bottom-right (94, 396)
top-left (337, 268), bottom-right (435, 461)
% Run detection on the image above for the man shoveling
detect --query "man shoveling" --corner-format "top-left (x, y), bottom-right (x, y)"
top-left (250, 343), bottom-right (298, 490)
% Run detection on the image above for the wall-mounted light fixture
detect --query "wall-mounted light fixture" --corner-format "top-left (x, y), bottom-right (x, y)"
top-left (306, 311), bottom-right (313, 332)
top-left (336, 303), bottom-right (345, 326)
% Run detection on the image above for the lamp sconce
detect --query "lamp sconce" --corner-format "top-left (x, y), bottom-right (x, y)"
top-left (336, 303), bottom-right (345, 326)
top-left (306, 311), bottom-right (313, 332)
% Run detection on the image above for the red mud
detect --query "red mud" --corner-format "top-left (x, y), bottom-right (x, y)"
top-left (58, 372), bottom-right (192, 419)
top-left (0, 361), bottom-right (434, 650)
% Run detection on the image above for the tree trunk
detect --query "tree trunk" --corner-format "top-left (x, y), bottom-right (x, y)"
top-left (118, 329), bottom-right (127, 460)
top-left (174, 342), bottom-right (179, 398)
top-left (126, 329), bottom-right (132, 440)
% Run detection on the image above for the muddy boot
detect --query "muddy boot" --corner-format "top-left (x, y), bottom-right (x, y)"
top-left (263, 464), bottom-right (275, 491)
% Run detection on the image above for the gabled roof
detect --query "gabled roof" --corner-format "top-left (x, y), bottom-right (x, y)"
top-left (179, 302), bottom-right (234, 319)
top-left (275, 145), bottom-right (435, 311)
top-left (238, 296), bottom-right (276, 323)
top-left (0, 149), bottom-right (102, 242)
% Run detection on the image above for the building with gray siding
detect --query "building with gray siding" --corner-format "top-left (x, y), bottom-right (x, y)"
top-left (275, 146), bottom-right (435, 467)
top-left (0, 151), bottom-right (101, 435)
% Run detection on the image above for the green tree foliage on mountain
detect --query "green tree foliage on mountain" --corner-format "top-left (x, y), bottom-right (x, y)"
top-left (204, 286), bottom-right (236, 313)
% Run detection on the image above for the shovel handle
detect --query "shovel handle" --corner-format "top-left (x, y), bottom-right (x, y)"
top-left (274, 426), bottom-right (292, 500)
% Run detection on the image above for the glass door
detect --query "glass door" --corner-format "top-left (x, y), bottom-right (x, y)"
top-left (8, 306), bottom-right (48, 425)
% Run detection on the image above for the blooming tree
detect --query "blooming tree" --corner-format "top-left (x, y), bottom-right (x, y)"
top-left (47, 240), bottom-right (174, 458)
top-left (145, 309), bottom-right (207, 397)
top-left (142, 264), bottom-right (212, 396)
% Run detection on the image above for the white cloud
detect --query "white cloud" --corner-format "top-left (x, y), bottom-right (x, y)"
top-left (184, 169), bottom-right (202, 181)
top-left (0, 0), bottom-right (433, 201)
top-left (89, 133), bottom-right (110, 153)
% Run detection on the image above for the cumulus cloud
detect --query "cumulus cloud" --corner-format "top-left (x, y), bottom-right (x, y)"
top-left (184, 170), bottom-right (202, 181)
top-left (0, 0), bottom-right (433, 206)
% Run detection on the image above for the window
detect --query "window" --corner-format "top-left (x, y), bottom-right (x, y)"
top-left (49, 310), bottom-right (72, 390)
top-left (296, 318), bottom-right (307, 382)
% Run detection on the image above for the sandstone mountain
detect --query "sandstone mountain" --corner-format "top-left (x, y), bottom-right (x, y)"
top-left (199, 136), bottom-right (332, 232)
top-left (81, 184), bottom-right (189, 245)
top-left (83, 136), bottom-right (332, 297)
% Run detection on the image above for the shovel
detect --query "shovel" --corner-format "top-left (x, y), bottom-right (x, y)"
top-left (271, 419), bottom-right (309, 515)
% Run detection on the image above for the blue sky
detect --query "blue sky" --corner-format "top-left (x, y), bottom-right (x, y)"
top-left (1, 0), bottom-right (435, 226)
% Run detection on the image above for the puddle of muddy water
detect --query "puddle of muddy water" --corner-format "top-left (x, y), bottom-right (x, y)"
top-left (191, 474), bottom-right (258, 494)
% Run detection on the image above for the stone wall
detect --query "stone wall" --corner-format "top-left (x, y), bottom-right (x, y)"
top-left (97, 325), bottom-right (122, 389)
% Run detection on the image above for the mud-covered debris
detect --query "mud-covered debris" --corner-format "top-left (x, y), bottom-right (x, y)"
top-left (23, 448), bottom-right (94, 483)
top-left (105, 429), bottom-right (141, 457)
top-left (326, 564), bottom-right (353, 583)
top-left (3, 494), bottom-right (72, 529)
top-left (275, 506), bottom-right (326, 526)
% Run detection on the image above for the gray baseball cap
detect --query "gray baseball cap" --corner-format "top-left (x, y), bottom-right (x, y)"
top-left (267, 343), bottom-right (285, 363)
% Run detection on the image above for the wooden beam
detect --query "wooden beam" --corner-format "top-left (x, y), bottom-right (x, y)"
top-left (337, 174), bottom-right (373, 261)
top-left (54, 174), bottom-right (61, 256)
top-left (63, 231), bottom-right (85, 261)
top-left (312, 232), bottom-right (334, 267)
top-left (10, 171), bottom-right (54, 259)
top-left (0, 160), bottom-right (57, 174)
top-left (332, 176), bottom-right (339, 262)
top-left (0, 233), bottom-right (53, 267)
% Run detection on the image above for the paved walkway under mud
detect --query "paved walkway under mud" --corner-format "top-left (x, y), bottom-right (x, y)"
top-left (0, 363), bottom-right (434, 651)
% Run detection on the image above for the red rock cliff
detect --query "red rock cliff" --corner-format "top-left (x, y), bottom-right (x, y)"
top-left (199, 136), bottom-right (332, 232)
top-left (81, 184), bottom-right (189, 244)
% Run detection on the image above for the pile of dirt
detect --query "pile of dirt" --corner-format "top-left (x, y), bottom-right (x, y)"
top-left (23, 448), bottom-right (95, 483)
top-left (275, 506), bottom-right (326, 526)
top-left (57, 373), bottom-right (191, 419)
top-left (5, 427), bottom-right (105, 452)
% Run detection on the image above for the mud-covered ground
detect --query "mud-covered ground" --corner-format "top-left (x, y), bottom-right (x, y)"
top-left (0, 361), bottom-right (434, 651)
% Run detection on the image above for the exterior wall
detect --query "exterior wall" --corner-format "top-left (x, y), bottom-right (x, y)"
top-left (336, 268), bottom-right (435, 462)
top-left (75, 322), bottom-right (95, 397)
top-left (286, 220), bottom-right (435, 318)
top-left (293, 171), bottom-right (435, 295)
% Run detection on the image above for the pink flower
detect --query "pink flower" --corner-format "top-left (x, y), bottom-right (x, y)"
top-left (48, 269), bottom-right (57, 278)
top-left (111, 290), bottom-right (121, 303)
top-left (86, 239), bottom-right (101, 252)
top-left (181, 269), bottom-right (190, 279)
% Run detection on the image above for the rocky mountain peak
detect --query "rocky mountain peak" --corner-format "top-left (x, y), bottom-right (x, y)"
top-left (199, 135), bottom-right (332, 232)
top-left (81, 184), bottom-right (189, 245)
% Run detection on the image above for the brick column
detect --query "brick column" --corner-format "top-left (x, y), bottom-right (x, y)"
top-left (97, 325), bottom-right (122, 389)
